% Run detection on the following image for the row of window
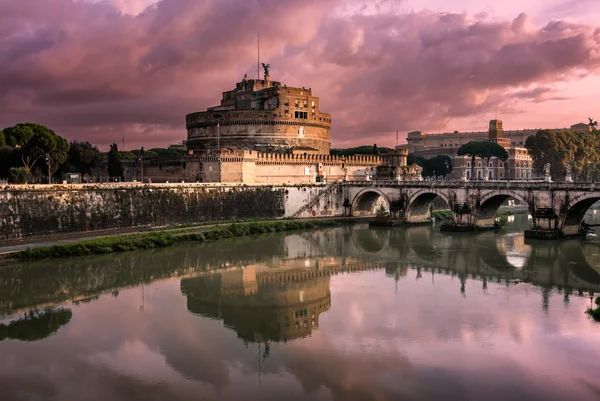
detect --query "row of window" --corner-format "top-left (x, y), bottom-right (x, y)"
top-left (466, 170), bottom-right (533, 179)
top-left (285, 99), bottom-right (316, 107)
top-left (466, 161), bottom-right (531, 168)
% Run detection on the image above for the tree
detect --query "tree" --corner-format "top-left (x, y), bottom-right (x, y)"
top-left (0, 129), bottom-right (5, 147)
top-left (2, 123), bottom-right (69, 174)
top-left (422, 155), bottom-right (453, 178)
top-left (8, 167), bottom-right (31, 184)
top-left (589, 118), bottom-right (599, 132)
top-left (67, 141), bottom-right (104, 177)
top-left (372, 144), bottom-right (379, 155)
top-left (525, 129), bottom-right (600, 181)
top-left (457, 141), bottom-right (491, 179)
top-left (107, 143), bottom-right (124, 180)
top-left (482, 141), bottom-right (509, 169)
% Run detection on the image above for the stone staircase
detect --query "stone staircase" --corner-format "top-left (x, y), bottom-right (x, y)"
top-left (292, 182), bottom-right (342, 218)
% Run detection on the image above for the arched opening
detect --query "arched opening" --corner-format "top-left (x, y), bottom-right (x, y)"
top-left (351, 228), bottom-right (390, 254)
top-left (405, 192), bottom-right (450, 224)
top-left (352, 190), bottom-right (390, 217)
top-left (562, 197), bottom-right (600, 236)
top-left (476, 194), bottom-right (528, 229)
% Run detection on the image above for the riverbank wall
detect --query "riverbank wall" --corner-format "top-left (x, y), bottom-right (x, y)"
top-left (0, 183), bottom-right (346, 242)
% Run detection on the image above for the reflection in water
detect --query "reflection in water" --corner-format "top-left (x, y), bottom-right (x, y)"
top-left (182, 263), bottom-right (332, 343)
top-left (1, 216), bottom-right (600, 400)
top-left (0, 308), bottom-right (72, 342)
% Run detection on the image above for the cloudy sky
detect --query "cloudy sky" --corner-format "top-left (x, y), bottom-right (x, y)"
top-left (0, 0), bottom-right (599, 149)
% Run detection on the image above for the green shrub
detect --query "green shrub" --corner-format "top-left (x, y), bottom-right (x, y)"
top-left (14, 218), bottom-right (357, 260)
top-left (8, 167), bottom-right (31, 184)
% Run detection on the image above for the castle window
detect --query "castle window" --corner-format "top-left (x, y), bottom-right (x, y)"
top-left (295, 111), bottom-right (308, 119)
top-left (312, 101), bottom-right (315, 107)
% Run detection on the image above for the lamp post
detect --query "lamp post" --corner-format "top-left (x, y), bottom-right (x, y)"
top-left (139, 147), bottom-right (145, 183)
top-left (44, 153), bottom-right (51, 184)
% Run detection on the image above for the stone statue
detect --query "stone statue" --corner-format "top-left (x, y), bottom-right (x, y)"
top-left (261, 63), bottom-right (271, 78)
top-left (565, 163), bottom-right (573, 183)
top-left (462, 168), bottom-right (468, 181)
top-left (544, 163), bottom-right (552, 182)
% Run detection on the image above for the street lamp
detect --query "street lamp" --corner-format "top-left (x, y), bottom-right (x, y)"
top-left (139, 147), bottom-right (145, 183)
top-left (44, 153), bottom-right (51, 184)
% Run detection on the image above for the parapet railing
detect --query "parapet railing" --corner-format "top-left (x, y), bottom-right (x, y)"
top-left (408, 127), bottom-right (574, 138)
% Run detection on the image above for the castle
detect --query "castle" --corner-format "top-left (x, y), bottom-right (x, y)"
top-left (177, 66), bottom-right (421, 184)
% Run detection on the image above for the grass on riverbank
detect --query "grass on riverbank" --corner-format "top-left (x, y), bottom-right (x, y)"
top-left (13, 219), bottom-right (355, 261)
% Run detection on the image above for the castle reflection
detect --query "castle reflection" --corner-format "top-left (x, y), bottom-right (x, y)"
top-left (181, 258), bottom-right (381, 343)
top-left (2, 221), bottom-right (600, 334)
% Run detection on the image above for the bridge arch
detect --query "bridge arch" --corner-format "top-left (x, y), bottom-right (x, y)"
top-left (475, 191), bottom-right (530, 228)
top-left (352, 188), bottom-right (391, 217)
top-left (405, 189), bottom-right (451, 223)
top-left (351, 227), bottom-right (391, 255)
top-left (561, 193), bottom-right (600, 235)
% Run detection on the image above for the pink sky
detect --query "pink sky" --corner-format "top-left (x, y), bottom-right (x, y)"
top-left (0, 0), bottom-right (598, 150)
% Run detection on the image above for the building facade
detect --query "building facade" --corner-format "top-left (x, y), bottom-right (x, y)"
top-left (400, 119), bottom-right (592, 180)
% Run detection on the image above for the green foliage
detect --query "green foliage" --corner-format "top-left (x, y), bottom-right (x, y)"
top-left (8, 167), bottom-right (32, 184)
top-left (0, 146), bottom-right (21, 179)
top-left (0, 309), bottom-right (72, 342)
top-left (485, 141), bottom-right (509, 161)
top-left (14, 219), bottom-right (356, 260)
top-left (107, 143), bottom-right (124, 179)
top-left (375, 205), bottom-right (389, 219)
top-left (2, 123), bottom-right (69, 174)
top-left (372, 144), bottom-right (379, 155)
top-left (525, 130), bottom-right (600, 181)
top-left (586, 297), bottom-right (600, 322)
top-left (421, 154), bottom-right (453, 177)
top-left (129, 147), bottom-right (186, 159)
top-left (0, 130), bottom-right (4, 147)
top-left (65, 141), bottom-right (104, 176)
top-left (431, 210), bottom-right (453, 221)
top-left (117, 151), bottom-right (137, 160)
top-left (331, 145), bottom-right (393, 157)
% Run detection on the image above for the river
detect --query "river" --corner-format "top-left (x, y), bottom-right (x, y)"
top-left (1, 213), bottom-right (600, 401)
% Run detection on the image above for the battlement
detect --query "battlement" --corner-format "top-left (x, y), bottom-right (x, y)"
top-left (253, 152), bottom-right (381, 166)
top-left (191, 149), bottom-right (382, 166)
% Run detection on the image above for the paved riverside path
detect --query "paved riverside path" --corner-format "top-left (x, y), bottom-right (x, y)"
top-left (0, 217), bottom-right (365, 258)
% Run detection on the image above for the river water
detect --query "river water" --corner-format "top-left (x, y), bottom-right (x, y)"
top-left (1, 213), bottom-right (600, 401)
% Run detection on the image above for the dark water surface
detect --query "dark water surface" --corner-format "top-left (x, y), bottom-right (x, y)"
top-left (2, 213), bottom-right (600, 401)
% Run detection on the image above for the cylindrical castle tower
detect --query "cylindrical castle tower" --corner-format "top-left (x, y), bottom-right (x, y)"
top-left (186, 72), bottom-right (331, 154)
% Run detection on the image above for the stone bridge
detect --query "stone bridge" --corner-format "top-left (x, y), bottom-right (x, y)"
top-left (338, 180), bottom-right (600, 238)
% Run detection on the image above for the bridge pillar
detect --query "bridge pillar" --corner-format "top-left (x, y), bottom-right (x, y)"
top-left (524, 206), bottom-right (562, 239)
top-left (440, 202), bottom-right (478, 232)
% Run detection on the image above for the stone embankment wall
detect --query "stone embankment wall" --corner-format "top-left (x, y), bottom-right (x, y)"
top-left (0, 183), bottom-right (291, 242)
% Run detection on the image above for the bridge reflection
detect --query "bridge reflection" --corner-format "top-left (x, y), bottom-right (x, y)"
top-left (1, 224), bottom-right (599, 332)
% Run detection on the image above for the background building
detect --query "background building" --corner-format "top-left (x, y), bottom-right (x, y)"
top-left (398, 119), bottom-right (591, 180)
